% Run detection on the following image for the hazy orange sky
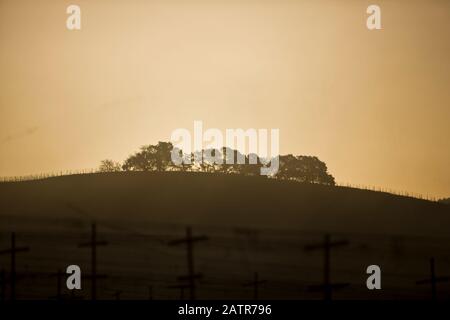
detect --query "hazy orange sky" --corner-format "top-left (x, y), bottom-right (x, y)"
top-left (1, 0), bottom-right (449, 198)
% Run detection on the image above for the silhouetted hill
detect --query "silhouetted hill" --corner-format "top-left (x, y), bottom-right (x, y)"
top-left (0, 172), bottom-right (448, 236)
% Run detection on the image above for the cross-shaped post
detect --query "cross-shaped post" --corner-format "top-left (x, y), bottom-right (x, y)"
top-left (416, 258), bottom-right (449, 300)
top-left (243, 272), bottom-right (267, 300)
top-left (0, 232), bottom-right (30, 300)
top-left (304, 234), bottom-right (349, 301)
top-left (168, 227), bottom-right (208, 300)
top-left (78, 223), bottom-right (108, 301)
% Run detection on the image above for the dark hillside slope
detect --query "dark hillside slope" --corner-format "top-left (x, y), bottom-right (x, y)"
top-left (0, 172), bottom-right (448, 236)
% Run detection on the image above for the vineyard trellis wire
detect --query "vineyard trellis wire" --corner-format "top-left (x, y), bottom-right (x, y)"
top-left (0, 168), bottom-right (99, 183)
top-left (337, 181), bottom-right (439, 202)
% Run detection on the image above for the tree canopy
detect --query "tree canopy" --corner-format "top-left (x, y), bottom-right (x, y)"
top-left (100, 141), bottom-right (335, 186)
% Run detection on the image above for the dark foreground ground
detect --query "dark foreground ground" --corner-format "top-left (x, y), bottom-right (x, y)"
top-left (0, 172), bottom-right (449, 300)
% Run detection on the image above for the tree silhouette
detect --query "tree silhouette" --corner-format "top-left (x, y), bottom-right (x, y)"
top-left (99, 159), bottom-right (122, 172)
top-left (107, 141), bottom-right (336, 186)
top-left (122, 141), bottom-right (174, 172)
top-left (276, 155), bottom-right (335, 185)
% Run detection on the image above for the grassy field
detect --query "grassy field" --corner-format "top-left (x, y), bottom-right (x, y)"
top-left (0, 172), bottom-right (449, 300)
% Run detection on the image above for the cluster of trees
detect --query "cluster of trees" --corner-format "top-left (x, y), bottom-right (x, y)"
top-left (99, 141), bottom-right (335, 186)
